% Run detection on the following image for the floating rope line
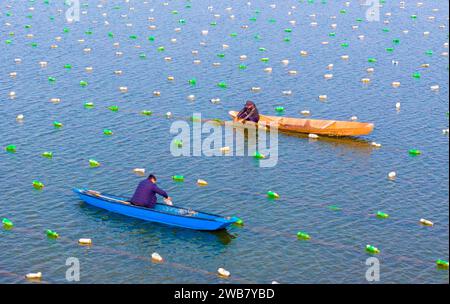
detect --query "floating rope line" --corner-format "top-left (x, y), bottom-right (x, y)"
top-left (4, 226), bottom-right (255, 284)
top-left (0, 264), bottom-right (50, 284)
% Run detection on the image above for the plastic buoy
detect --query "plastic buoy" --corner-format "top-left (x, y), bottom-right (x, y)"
top-left (275, 106), bottom-right (285, 113)
top-left (89, 159), bottom-right (100, 168)
top-left (267, 191), bottom-right (279, 199)
top-left (108, 106), bottom-right (119, 112)
top-left (217, 268), bottom-right (230, 278)
top-left (436, 260), bottom-right (449, 269)
top-left (42, 152), bottom-right (53, 159)
top-left (371, 142), bottom-right (382, 148)
top-left (5, 145), bottom-right (16, 153)
top-left (301, 110), bottom-right (311, 116)
top-left (25, 272), bottom-right (42, 280)
top-left (388, 171), bottom-right (397, 179)
top-left (133, 168), bottom-right (146, 176)
top-left (297, 231), bottom-right (311, 240)
top-left (2, 218), bottom-right (13, 228)
top-left (172, 175), bottom-right (185, 182)
top-left (220, 146), bottom-right (230, 153)
top-left (420, 219), bottom-right (434, 226)
top-left (234, 218), bottom-right (244, 226)
top-left (151, 252), bottom-right (163, 262)
top-left (429, 84), bottom-right (439, 91)
top-left (376, 211), bottom-right (389, 219)
top-left (197, 179), bottom-right (208, 186)
top-left (32, 180), bottom-right (44, 190)
top-left (409, 149), bottom-right (421, 156)
top-left (217, 82), bottom-right (228, 89)
top-left (328, 205), bottom-right (342, 211)
top-left (78, 238), bottom-right (92, 245)
top-left (366, 245), bottom-right (380, 254)
top-left (84, 102), bottom-right (94, 109)
top-left (16, 114), bottom-right (24, 121)
top-left (46, 229), bottom-right (59, 238)
top-left (173, 139), bottom-right (183, 148)
top-left (254, 151), bottom-right (265, 159)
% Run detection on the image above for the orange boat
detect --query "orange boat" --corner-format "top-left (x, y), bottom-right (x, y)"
top-left (229, 111), bottom-right (374, 137)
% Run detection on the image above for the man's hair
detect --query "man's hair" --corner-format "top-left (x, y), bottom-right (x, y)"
top-left (148, 174), bottom-right (156, 181)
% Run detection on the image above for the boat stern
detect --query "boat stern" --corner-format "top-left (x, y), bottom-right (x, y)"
top-left (215, 216), bottom-right (239, 229)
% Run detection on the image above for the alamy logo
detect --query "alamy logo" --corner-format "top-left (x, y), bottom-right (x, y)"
top-left (66, 257), bottom-right (80, 282)
top-left (365, 0), bottom-right (381, 22)
top-left (169, 113), bottom-right (279, 168)
top-left (65, 0), bottom-right (80, 23)
top-left (365, 257), bottom-right (380, 282)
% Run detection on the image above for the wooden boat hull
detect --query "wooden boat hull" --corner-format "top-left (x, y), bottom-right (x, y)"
top-left (229, 111), bottom-right (374, 137)
top-left (73, 189), bottom-right (238, 231)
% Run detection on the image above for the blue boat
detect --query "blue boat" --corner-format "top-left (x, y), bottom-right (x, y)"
top-left (73, 188), bottom-right (238, 231)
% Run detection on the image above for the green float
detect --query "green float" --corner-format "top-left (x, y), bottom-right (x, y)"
top-left (172, 175), bottom-right (185, 182)
top-left (376, 211), bottom-right (389, 219)
top-left (33, 180), bottom-right (45, 190)
top-left (366, 245), bottom-right (380, 254)
top-left (267, 191), bottom-right (279, 199)
top-left (46, 229), bottom-right (59, 238)
top-left (42, 152), bottom-right (53, 159)
top-left (5, 145), bottom-right (16, 153)
top-left (2, 218), bottom-right (13, 228)
top-left (297, 231), bottom-right (311, 240)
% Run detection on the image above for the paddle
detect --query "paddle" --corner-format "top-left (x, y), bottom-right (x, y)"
top-left (86, 190), bottom-right (174, 207)
top-left (86, 190), bottom-right (131, 205)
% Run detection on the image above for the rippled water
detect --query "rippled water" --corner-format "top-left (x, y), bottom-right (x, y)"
top-left (0, 0), bottom-right (448, 284)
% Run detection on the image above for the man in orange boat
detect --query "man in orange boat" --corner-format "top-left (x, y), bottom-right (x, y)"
top-left (131, 174), bottom-right (172, 208)
top-left (236, 100), bottom-right (260, 123)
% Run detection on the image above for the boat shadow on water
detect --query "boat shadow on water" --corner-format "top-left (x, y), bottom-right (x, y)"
top-left (234, 126), bottom-right (376, 155)
top-left (78, 201), bottom-right (237, 245)
top-left (281, 130), bottom-right (376, 153)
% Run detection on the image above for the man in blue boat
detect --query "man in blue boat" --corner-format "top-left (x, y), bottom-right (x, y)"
top-left (130, 174), bottom-right (172, 208)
